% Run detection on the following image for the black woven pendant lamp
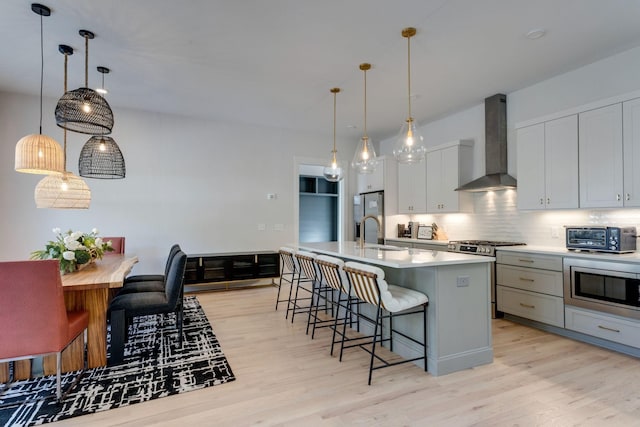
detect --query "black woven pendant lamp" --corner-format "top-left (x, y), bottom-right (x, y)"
top-left (55, 29), bottom-right (113, 135)
top-left (79, 66), bottom-right (125, 179)
top-left (79, 136), bottom-right (125, 179)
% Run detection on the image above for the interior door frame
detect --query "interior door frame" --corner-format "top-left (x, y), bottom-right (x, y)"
top-left (293, 156), bottom-right (348, 243)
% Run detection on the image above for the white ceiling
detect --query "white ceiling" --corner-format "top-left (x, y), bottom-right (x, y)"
top-left (2, 0), bottom-right (640, 143)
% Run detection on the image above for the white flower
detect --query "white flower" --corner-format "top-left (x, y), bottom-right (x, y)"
top-left (62, 251), bottom-right (76, 261)
top-left (95, 237), bottom-right (103, 247)
top-left (65, 239), bottom-right (82, 250)
top-left (52, 227), bottom-right (61, 234)
top-left (71, 231), bottom-right (83, 240)
top-left (92, 228), bottom-right (98, 234)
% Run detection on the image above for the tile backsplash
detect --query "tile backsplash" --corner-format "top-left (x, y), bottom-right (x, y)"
top-left (387, 190), bottom-right (640, 248)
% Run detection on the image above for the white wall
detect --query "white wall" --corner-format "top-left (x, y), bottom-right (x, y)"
top-left (0, 91), bottom-right (357, 274)
top-left (380, 45), bottom-right (640, 247)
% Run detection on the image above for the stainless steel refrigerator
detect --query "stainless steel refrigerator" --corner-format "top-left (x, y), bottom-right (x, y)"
top-left (353, 191), bottom-right (384, 244)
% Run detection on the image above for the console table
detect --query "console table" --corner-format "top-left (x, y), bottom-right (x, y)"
top-left (185, 251), bottom-right (279, 290)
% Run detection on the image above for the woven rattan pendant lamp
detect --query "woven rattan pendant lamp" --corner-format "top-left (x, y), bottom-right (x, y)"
top-left (35, 44), bottom-right (91, 209)
top-left (79, 66), bottom-right (125, 179)
top-left (351, 63), bottom-right (377, 174)
top-left (15, 3), bottom-right (64, 175)
top-left (55, 29), bottom-right (113, 135)
top-left (322, 88), bottom-right (344, 183)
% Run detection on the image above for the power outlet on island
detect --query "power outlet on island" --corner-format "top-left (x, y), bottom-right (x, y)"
top-left (456, 275), bottom-right (470, 287)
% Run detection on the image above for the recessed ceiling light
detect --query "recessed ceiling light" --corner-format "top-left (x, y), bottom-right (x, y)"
top-left (526, 28), bottom-right (546, 40)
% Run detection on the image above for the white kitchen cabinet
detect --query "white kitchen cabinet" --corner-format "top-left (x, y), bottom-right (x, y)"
top-left (355, 155), bottom-right (398, 218)
top-left (397, 161), bottom-right (427, 213)
top-left (425, 140), bottom-right (473, 213)
top-left (579, 103), bottom-right (624, 208)
top-left (496, 251), bottom-right (564, 327)
top-left (623, 98), bottom-right (640, 207)
top-left (516, 115), bottom-right (578, 210)
top-left (357, 156), bottom-right (385, 194)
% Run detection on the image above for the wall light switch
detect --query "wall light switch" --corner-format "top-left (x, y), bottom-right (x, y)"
top-left (456, 276), bottom-right (470, 287)
top-left (274, 223), bottom-right (284, 231)
top-left (258, 223), bottom-right (266, 231)
top-left (267, 193), bottom-right (277, 200)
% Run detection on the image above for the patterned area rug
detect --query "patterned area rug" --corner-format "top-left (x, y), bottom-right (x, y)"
top-left (0, 296), bottom-right (235, 426)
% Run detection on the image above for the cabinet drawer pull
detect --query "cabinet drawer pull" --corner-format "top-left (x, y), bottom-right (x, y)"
top-left (626, 193), bottom-right (631, 201)
top-left (519, 302), bottom-right (535, 309)
top-left (518, 259), bottom-right (535, 263)
top-left (598, 325), bottom-right (620, 333)
top-left (518, 277), bottom-right (535, 282)
top-left (616, 194), bottom-right (621, 201)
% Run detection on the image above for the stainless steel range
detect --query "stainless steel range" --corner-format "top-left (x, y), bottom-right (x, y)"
top-left (448, 240), bottom-right (526, 318)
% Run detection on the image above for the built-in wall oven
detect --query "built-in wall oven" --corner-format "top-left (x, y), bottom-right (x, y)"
top-left (564, 257), bottom-right (640, 320)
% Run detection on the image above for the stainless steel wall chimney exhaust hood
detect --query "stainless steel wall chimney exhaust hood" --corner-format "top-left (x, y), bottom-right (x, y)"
top-left (455, 94), bottom-right (517, 192)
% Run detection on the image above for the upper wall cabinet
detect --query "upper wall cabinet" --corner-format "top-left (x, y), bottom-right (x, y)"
top-left (516, 115), bottom-right (578, 210)
top-left (356, 155), bottom-right (398, 215)
top-left (426, 140), bottom-right (474, 213)
top-left (397, 161), bottom-right (427, 214)
top-left (578, 103), bottom-right (623, 208)
top-left (623, 98), bottom-right (640, 207)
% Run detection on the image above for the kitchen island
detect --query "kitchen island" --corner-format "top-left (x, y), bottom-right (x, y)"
top-left (295, 241), bottom-right (495, 376)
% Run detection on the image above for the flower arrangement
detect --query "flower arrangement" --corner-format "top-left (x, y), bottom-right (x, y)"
top-left (31, 228), bottom-right (114, 273)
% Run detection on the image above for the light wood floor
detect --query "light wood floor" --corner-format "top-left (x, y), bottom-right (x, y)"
top-left (53, 285), bottom-right (640, 426)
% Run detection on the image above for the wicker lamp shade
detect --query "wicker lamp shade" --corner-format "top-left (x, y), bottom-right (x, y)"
top-left (55, 87), bottom-right (113, 135)
top-left (15, 133), bottom-right (64, 174)
top-left (34, 171), bottom-right (91, 209)
top-left (79, 136), bottom-right (125, 179)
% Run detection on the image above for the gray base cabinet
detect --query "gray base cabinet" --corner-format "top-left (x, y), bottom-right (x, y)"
top-left (496, 252), bottom-right (564, 327)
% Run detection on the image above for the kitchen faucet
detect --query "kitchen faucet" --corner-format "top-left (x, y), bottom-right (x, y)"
top-left (358, 214), bottom-right (381, 248)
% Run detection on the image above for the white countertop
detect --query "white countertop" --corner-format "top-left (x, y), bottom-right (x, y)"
top-left (294, 241), bottom-right (494, 269)
top-left (497, 245), bottom-right (640, 263)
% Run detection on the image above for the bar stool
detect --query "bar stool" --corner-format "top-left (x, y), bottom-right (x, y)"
top-left (288, 251), bottom-right (318, 323)
top-left (275, 247), bottom-right (298, 312)
top-left (342, 261), bottom-right (429, 385)
top-left (310, 255), bottom-right (350, 340)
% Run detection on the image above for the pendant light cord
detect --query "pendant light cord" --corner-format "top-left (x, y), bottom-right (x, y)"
top-left (38, 12), bottom-right (44, 134)
top-left (363, 68), bottom-right (368, 138)
top-left (407, 33), bottom-right (412, 120)
top-left (84, 35), bottom-right (89, 88)
top-left (63, 52), bottom-right (68, 170)
top-left (332, 90), bottom-right (337, 155)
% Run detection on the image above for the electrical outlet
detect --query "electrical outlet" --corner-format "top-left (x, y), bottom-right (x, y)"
top-left (456, 275), bottom-right (470, 287)
top-left (551, 226), bottom-right (560, 239)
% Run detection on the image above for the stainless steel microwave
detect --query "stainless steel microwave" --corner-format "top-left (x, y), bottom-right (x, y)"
top-left (565, 226), bottom-right (637, 253)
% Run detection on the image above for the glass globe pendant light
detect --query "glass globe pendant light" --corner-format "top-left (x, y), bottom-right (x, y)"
top-left (35, 44), bottom-right (91, 209)
top-left (55, 29), bottom-right (113, 135)
top-left (393, 27), bottom-right (427, 164)
top-left (15, 3), bottom-right (64, 175)
top-left (79, 66), bottom-right (126, 179)
top-left (351, 63), bottom-right (377, 174)
top-left (323, 88), bottom-right (344, 182)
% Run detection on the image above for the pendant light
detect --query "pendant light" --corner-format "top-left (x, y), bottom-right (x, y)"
top-left (35, 44), bottom-right (91, 209)
top-left (79, 67), bottom-right (126, 179)
top-left (96, 66), bottom-right (108, 95)
top-left (351, 63), bottom-right (378, 174)
top-left (392, 27), bottom-right (427, 164)
top-left (15, 3), bottom-right (64, 175)
top-left (322, 88), bottom-right (344, 182)
top-left (55, 30), bottom-right (113, 135)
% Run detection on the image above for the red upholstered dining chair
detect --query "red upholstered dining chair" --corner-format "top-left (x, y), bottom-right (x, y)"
top-left (0, 260), bottom-right (89, 402)
top-left (103, 236), bottom-right (125, 254)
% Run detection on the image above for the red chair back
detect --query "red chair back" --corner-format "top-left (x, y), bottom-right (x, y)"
top-left (104, 236), bottom-right (125, 254)
top-left (0, 260), bottom-right (70, 360)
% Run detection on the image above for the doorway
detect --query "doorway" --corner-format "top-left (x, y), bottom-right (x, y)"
top-left (296, 162), bottom-right (344, 243)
